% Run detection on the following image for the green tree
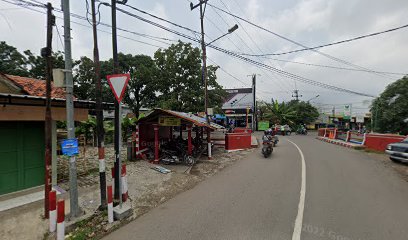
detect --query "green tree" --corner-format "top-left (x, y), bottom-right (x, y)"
top-left (73, 56), bottom-right (114, 102)
top-left (0, 41), bottom-right (28, 76)
top-left (264, 99), bottom-right (297, 125)
top-left (370, 76), bottom-right (408, 135)
top-left (287, 100), bottom-right (319, 125)
top-left (24, 50), bottom-right (66, 79)
top-left (154, 41), bottom-right (225, 112)
top-left (117, 54), bottom-right (157, 118)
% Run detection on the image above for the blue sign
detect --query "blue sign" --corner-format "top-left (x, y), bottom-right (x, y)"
top-left (61, 139), bottom-right (79, 156)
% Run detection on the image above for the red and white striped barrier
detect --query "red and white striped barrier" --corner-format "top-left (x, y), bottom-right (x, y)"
top-left (107, 185), bottom-right (114, 223)
top-left (49, 190), bottom-right (57, 233)
top-left (121, 164), bottom-right (128, 202)
top-left (57, 200), bottom-right (65, 240)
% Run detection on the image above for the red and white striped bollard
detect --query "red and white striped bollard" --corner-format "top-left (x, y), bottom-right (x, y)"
top-left (57, 200), bottom-right (65, 240)
top-left (107, 185), bottom-right (114, 223)
top-left (49, 190), bottom-right (57, 233)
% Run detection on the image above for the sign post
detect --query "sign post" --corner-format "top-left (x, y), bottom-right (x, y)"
top-left (107, 74), bottom-right (130, 207)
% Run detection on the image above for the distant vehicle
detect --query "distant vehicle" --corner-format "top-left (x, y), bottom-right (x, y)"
top-left (385, 137), bottom-right (408, 163)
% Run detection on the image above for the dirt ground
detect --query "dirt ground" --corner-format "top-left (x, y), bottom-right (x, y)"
top-left (362, 149), bottom-right (408, 182)
top-left (0, 144), bottom-right (254, 240)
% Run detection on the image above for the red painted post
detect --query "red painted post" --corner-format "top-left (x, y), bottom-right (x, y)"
top-left (334, 128), bottom-right (338, 139)
top-left (187, 125), bottom-right (192, 155)
top-left (121, 164), bottom-right (128, 202)
top-left (111, 167), bottom-right (115, 194)
top-left (49, 190), bottom-right (57, 233)
top-left (153, 124), bottom-right (159, 164)
top-left (56, 200), bottom-right (65, 240)
top-left (107, 185), bottom-right (113, 223)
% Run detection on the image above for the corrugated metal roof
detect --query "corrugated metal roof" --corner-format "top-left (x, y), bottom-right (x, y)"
top-left (140, 109), bottom-right (225, 130)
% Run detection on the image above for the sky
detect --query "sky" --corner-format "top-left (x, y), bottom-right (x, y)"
top-left (1, 0), bottom-right (408, 114)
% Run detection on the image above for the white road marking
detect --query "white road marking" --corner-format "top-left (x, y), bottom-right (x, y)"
top-left (288, 139), bottom-right (306, 240)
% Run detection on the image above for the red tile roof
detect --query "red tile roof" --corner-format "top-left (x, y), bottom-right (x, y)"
top-left (3, 74), bottom-right (67, 99)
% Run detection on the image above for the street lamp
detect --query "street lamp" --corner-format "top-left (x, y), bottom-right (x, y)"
top-left (307, 94), bottom-right (320, 102)
top-left (206, 24), bottom-right (239, 46)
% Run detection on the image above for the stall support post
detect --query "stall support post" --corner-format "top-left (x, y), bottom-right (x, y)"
top-left (153, 124), bottom-right (160, 164)
top-left (207, 127), bottom-right (212, 160)
top-left (179, 125), bottom-right (183, 138)
top-left (187, 125), bottom-right (192, 155)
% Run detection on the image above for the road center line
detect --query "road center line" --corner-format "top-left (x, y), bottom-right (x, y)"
top-left (287, 139), bottom-right (306, 240)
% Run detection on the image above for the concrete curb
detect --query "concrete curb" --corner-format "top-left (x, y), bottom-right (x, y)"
top-left (316, 137), bottom-right (365, 149)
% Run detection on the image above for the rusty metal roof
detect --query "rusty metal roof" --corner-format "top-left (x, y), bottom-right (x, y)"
top-left (140, 109), bottom-right (225, 130)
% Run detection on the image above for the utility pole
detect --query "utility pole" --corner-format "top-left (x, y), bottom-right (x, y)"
top-left (191, 0), bottom-right (212, 159)
top-left (62, 0), bottom-right (80, 218)
top-left (42, 2), bottom-right (55, 219)
top-left (252, 74), bottom-right (257, 131)
top-left (292, 89), bottom-right (302, 101)
top-left (91, 0), bottom-right (106, 209)
top-left (111, 0), bottom-right (120, 202)
top-left (111, 0), bottom-right (128, 202)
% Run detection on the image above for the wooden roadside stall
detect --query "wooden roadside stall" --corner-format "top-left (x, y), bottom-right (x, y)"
top-left (134, 109), bottom-right (219, 163)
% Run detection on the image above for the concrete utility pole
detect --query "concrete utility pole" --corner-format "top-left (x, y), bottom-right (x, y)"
top-left (191, 0), bottom-right (211, 159)
top-left (62, 0), bottom-right (80, 218)
top-left (90, 0), bottom-right (107, 209)
top-left (252, 74), bottom-right (256, 131)
top-left (42, 2), bottom-right (55, 219)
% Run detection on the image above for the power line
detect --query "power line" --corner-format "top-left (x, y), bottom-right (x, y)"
top-left (263, 57), bottom-right (407, 75)
top-left (8, 0), bottom-right (376, 97)
top-left (107, 3), bottom-right (375, 97)
top-left (207, 56), bottom-right (250, 87)
top-left (207, 3), bottom-right (395, 80)
top-left (2, 0), bottom-right (170, 49)
top-left (238, 23), bottom-right (408, 56)
top-left (209, 1), bottom-right (293, 93)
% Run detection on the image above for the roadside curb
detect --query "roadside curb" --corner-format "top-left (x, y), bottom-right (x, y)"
top-left (316, 137), bottom-right (365, 149)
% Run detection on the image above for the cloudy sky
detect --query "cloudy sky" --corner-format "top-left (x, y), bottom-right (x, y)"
top-left (1, 0), bottom-right (407, 113)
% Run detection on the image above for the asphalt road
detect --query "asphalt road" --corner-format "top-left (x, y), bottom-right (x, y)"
top-left (104, 134), bottom-right (408, 240)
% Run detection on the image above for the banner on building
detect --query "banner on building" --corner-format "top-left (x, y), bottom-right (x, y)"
top-left (258, 121), bottom-right (269, 131)
top-left (159, 116), bottom-right (181, 126)
top-left (343, 105), bottom-right (352, 120)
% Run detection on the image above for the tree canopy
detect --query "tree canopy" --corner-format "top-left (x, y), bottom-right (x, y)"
top-left (370, 76), bottom-right (408, 135)
top-left (258, 99), bottom-right (319, 126)
top-left (154, 41), bottom-right (225, 113)
top-left (1, 41), bottom-right (227, 116)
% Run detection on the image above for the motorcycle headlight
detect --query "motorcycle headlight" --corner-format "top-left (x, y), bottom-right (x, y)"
top-left (386, 145), bottom-right (392, 150)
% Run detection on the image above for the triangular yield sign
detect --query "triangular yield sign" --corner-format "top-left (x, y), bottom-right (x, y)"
top-left (106, 73), bottom-right (130, 103)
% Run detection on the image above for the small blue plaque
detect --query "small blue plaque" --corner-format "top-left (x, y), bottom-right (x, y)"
top-left (61, 138), bottom-right (79, 156)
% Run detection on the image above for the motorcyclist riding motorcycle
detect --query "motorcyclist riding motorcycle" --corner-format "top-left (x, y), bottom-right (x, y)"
top-left (261, 129), bottom-right (274, 158)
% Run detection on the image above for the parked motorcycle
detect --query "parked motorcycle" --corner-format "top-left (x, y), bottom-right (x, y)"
top-left (160, 139), bottom-right (195, 165)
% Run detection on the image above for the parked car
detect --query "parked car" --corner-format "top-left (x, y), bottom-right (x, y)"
top-left (385, 137), bottom-right (408, 163)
